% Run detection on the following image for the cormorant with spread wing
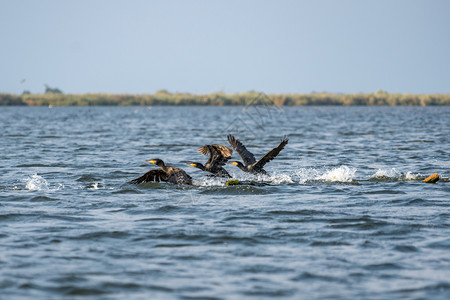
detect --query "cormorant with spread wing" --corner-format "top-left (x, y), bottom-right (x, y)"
top-left (129, 159), bottom-right (193, 185)
top-left (227, 134), bottom-right (288, 175)
top-left (187, 144), bottom-right (233, 178)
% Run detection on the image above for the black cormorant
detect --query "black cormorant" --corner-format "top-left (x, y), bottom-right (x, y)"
top-left (187, 144), bottom-right (233, 178)
top-left (227, 135), bottom-right (288, 175)
top-left (129, 159), bottom-right (193, 185)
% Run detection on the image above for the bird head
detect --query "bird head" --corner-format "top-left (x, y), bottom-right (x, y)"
top-left (186, 162), bottom-right (205, 171)
top-left (229, 161), bottom-right (243, 168)
top-left (145, 159), bottom-right (165, 167)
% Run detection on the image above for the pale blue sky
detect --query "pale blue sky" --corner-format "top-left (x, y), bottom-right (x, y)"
top-left (1, 0), bottom-right (449, 95)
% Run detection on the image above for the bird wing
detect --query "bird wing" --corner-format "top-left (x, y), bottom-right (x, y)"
top-left (197, 144), bottom-right (232, 157)
top-left (252, 136), bottom-right (288, 171)
top-left (209, 144), bottom-right (233, 167)
top-left (227, 134), bottom-right (256, 166)
top-left (129, 169), bottom-right (168, 184)
top-left (198, 144), bottom-right (232, 168)
top-left (197, 145), bottom-right (210, 156)
top-left (167, 167), bottom-right (193, 185)
top-left (210, 144), bottom-right (233, 158)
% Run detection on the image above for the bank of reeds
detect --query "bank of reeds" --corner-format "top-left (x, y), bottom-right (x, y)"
top-left (1, 91), bottom-right (449, 106)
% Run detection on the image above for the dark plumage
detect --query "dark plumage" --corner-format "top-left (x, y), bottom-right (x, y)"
top-left (187, 144), bottom-right (233, 178)
top-left (129, 159), bottom-right (193, 185)
top-left (227, 135), bottom-right (288, 175)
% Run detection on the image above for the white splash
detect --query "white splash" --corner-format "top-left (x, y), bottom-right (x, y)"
top-left (370, 168), bottom-right (401, 179)
top-left (25, 174), bottom-right (63, 191)
top-left (89, 182), bottom-right (100, 189)
top-left (294, 168), bottom-right (322, 184)
top-left (25, 174), bottom-right (50, 191)
top-left (267, 173), bottom-right (294, 184)
top-left (404, 171), bottom-right (419, 181)
top-left (317, 166), bottom-right (356, 182)
top-left (197, 177), bottom-right (228, 187)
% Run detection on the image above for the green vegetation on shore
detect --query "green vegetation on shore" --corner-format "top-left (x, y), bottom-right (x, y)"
top-left (1, 90), bottom-right (449, 106)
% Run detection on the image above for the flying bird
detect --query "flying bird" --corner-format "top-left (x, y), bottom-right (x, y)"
top-left (187, 144), bottom-right (233, 178)
top-left (227, 134), bottom-right (288, 175)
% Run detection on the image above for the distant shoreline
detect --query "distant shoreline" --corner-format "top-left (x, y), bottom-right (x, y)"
top-left (1, 91), bottom-right (449, 106)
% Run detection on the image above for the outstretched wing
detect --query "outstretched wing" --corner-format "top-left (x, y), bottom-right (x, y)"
top-left (198, 144), bottom-right (232, 168)
top-left (252, 136), bottom-right (288, 171)
top-left (197, 145), bottom-right (210, 156)
top-left (227, 134), bottom-right (256, 166)
top-left (197, 144), bottom-right (232, 157)
top-left (129, 169), bottom-right (168, 184)
top-left (210, 144), bottom-right (233, 167)
top-left (211, 144), bottom-right (233, 158)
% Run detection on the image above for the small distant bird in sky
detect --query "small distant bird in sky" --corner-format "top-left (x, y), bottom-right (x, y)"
top-left (20, 79), bottom-right (26, 84)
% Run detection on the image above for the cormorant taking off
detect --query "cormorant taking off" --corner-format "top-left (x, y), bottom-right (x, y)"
top-left (227, 135), bottom-right (288, 175)
top-left (187, 144), bottom-right (233, 178)
top-left (129, 159), bottom-right (193, 185)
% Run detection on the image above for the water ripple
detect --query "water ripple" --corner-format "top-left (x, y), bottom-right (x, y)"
top-left (1, 106), bottom-right (449, 300)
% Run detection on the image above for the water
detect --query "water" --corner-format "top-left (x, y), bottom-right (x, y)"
top-left (1, 106), bottom-right (449, 299)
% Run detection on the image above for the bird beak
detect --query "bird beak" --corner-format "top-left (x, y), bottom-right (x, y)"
top-left (145, 160), bottom-right (157, 164)
top-left (189, 163), bottom-right (196, 167)
top-left (230, 162), bottom-right (238, 166)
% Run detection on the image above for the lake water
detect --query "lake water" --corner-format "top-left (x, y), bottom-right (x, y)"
top-left (1, 106), bottom-right (449, 299)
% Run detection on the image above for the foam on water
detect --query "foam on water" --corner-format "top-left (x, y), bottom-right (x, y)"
top-left (370, 168), bottom-right (420, 181)
top-left (294, 168), bottom-right (322, 183)
top-left (404, 171), bottom-right (419, 181)
top-left (195, 172), bottom-right (295, 187)
top-left (371, 168), bottom-right (401, 179)
top-left (266, 173), bottom-right (295, 184)
top-left (317, 165), bottom-right (357, 182)
top-left (88, 182), bottom-right (100, 190)
top-left (195, 166), bottom-right (358, 187)
top-left (25, 174), bottom-right (63, 191)
top-left (228, 172), bottom-right (295, 185)
top-left (196, 176), bottom-right (228, 187)
top-left (25, 174), bottom-right (50, 191)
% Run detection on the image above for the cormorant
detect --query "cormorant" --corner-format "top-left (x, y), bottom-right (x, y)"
top-left (227, 134), bottom-right (288, 175)
top-left (129, 159), bottom-right (193, 185)
top-left (187, 144), bottom-right (233, 178)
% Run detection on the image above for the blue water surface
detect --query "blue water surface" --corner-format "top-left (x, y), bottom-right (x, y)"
top-left (0, 106), bottom-right (449, 299)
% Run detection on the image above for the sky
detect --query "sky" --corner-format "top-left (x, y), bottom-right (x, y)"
top-left (1, 0), bottom-right (449, 95)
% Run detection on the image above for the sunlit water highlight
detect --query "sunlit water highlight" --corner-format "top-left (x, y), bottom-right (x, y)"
top-left (1, 106), bottom-right (449, 299)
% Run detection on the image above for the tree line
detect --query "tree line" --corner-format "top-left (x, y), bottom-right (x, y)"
top-left (1, 90), bottom-right (449, 106)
